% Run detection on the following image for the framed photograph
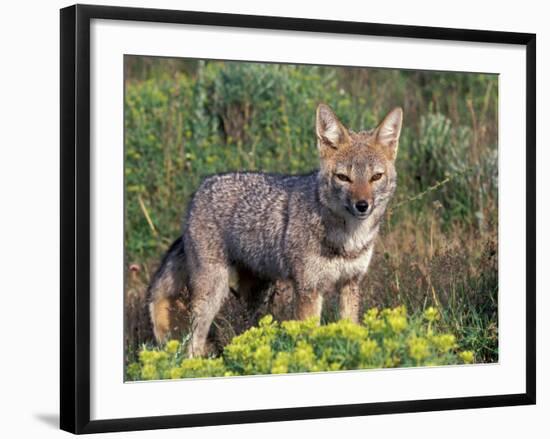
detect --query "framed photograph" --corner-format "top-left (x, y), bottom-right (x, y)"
top-left (60, 4), bottom-right (536, 434)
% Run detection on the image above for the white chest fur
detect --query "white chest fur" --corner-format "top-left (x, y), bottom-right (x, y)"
top-left (303, 245), bottom-right (375, 289)
top-left (301, 213), bottom-right (380, 290)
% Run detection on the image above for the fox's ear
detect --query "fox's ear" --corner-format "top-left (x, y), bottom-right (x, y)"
top-left (316, 104), bottom-right (350, 153)
top-left (375, 107), bottom-right (403, 160)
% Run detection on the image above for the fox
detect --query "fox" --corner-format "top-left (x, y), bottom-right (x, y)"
top-left (147, 103), bottom-right (403, 356)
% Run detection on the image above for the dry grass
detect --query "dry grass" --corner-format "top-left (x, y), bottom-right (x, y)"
top-left (125, 215), bottom-right (498, 363)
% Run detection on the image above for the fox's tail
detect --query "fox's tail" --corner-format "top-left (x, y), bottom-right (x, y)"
top-left (147, 237), bottom-right (187, 344)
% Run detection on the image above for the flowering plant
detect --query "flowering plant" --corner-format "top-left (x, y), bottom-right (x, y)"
top-left (127, 306), bottom-right (475, 381)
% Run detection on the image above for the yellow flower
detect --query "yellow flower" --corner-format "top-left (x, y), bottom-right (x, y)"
top-left (141, 364), bottom-right (158, 380)
top-left (293, 341), bottom-right (316, 370)
top-left (408, 337), bottom-right (430, 362)
top-left (259, 315), bottom-right (274, 327)
top-left (132, 299), bottom-right (478, 378)
top-left (165, 340), bottom-right (180, 354)
top-left (459, 351), bottom-right (475, 364)
top-left (253, 345), bottom-right (272, 373)
top-left (382, 305), bottom-right (407, 318)
top-left (281, 321), bottom-right (302, 339)
top-left (424, 307), bottom-right (440, 323)
top-left (271, 364), bottom-right (288, 374)
top-left (363, 308), bottom-right (379, 322)
top-left (395, 305), bottom-right (407, 317)
top-left (151, 351), bottom-right (168, 362)
top-left (271, 352), bottom-right (290, 374)
top-left (325, 319), bottom-right (369, 341)
top-left (383, 338), bottom-right (400, 353)
top-left (169, 367), bottom-right (183, 379)
top-left (177, 357), bottom-right (226, 378)
top-left (430, 334), bottom-right (456, 353)
top-left (387, 315), bottom-right (407, 333)
top-left (225, 343), bottom-right (253, 362)
top-left (363, 308), bottom-right (385, 332)
top-left (138, 349), bottom-right (169, 367)
top-left (360, 339), bottom-right (380, 359)
top-left (139, 350), bottom-right (156, 364)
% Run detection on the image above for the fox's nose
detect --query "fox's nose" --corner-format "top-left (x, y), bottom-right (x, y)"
top-left (355, 200), bottom-right (369, 213)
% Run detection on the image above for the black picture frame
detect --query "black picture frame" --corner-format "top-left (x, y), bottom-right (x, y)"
top-left (60, 4), bottom-right (536, 434)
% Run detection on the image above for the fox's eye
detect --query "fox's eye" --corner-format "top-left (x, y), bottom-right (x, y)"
top-left (335, 173), bottom-right (351, 183)
top-left (371, 173), bottom-right (384, 182)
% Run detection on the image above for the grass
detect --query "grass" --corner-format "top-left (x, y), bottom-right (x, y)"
top-left (123, 56), bottom-right (498, 378)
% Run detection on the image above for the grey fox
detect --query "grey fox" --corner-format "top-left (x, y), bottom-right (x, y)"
top-left (148, 104), bottom-right (403, 356)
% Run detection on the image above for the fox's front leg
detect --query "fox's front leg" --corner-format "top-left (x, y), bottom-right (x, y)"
top-left (295, 287), bottom-right (323, 322)
top-left (339, 280), bottom-right (361, 323)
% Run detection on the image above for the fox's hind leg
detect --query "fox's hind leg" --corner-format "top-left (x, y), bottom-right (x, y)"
top-left (188, 264), bottom-right (230, 357)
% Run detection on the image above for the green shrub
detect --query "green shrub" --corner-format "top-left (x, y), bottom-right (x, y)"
top-left (127, 306), bottom-right (475, 381)
top-left (398, 112), bottom-right (498, 228)
top-left (124, 59), bottom-right (498, 263)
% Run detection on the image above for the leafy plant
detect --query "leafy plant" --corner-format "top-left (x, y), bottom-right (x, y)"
top-left (127, 307), bottom-right (475, 381)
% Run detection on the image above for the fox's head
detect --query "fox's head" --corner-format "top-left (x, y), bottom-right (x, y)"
top-left (315, 103), bottom-right (403, 221)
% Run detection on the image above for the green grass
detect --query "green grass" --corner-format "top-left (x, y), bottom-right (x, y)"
top-left (124, 56), bottom-right (499, 376)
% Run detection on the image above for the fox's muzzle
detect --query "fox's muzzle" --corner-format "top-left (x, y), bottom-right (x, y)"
top-left (346, 198), bottom-right (373, 219)
top-left (355, 200), bottom-right (369, 213)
